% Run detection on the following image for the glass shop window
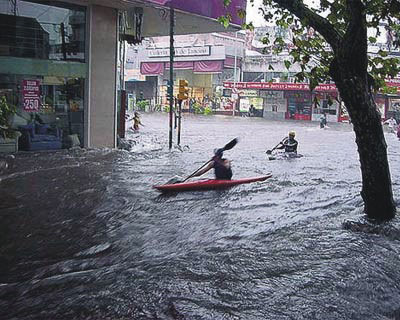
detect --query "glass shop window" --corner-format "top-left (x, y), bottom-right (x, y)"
top-left (0, 0), bottom-right (86, 62)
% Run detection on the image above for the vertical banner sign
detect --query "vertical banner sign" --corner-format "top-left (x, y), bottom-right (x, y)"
top-left (22, 80), bottom-right (41, 112)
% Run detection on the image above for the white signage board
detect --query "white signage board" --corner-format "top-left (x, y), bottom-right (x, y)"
top-left (149, 46), bottom-right (211, 58)
top-left (238, 89), bottom-right (258, 97)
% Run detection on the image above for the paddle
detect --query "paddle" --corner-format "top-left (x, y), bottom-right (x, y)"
top-left (266, 138), bottom-right (287, 155)
top-left (176, 138), bottom-right (238, 184)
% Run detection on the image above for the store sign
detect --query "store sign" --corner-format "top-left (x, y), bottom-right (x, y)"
top-left (225, 80), bottom-right (400, 93)
top-left (149, 46), bottom-right (210, 58)
top-left (22, 80), bottom-right (40, 112)
top-left (223, 81), bottom-right (337, 92)
top-left (238, 89), bottom-right (258, 97)
top-left (260, 90), bottom-right (284, 99)
top-left (385, 79), bottom-right (400, 93)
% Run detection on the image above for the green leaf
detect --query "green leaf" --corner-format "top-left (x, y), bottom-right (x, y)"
top-left (309, 77), bottom-right (319, 91)
top-left (284, 60), bottom-right (291, 69)
top-left (327, 96), bottom-right (334, 106)
top-left (217, 15), bottom-right (230, 28)
top-left (378, 50), bottom-right (388, 57)
top-left (237, 9), bottom-right (246, 19)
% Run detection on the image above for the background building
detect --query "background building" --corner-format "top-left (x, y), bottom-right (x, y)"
top-left (126, 32), bottom-right (246, 114)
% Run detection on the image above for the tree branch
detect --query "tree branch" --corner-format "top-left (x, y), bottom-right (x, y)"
top-left (269, 0), bottom-right (342, 52)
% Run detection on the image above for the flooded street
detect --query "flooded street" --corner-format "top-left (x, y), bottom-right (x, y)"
top-left (1, 112), bottom-right (400, 320)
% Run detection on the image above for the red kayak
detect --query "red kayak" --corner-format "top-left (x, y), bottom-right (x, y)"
top-left (153, 174), bottom-right (272, 192)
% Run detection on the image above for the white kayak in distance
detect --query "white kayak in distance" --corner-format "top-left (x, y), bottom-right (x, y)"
top-left (268, 152), bottom-right (303, 161)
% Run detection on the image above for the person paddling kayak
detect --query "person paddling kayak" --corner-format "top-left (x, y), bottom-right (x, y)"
top-left (189, 147), bottom-right (233, 180)
top-left (275, 130), bottom-right (298, 153)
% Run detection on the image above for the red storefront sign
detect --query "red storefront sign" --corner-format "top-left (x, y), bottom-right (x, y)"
top-left (223, 81), bottom-right (337, 92)
top-left (224, 81), bottom-right (400, 93)
top-left (22, 79), bottom-right (41, 112)
top-left (385, 79), bottom-right (400, 93)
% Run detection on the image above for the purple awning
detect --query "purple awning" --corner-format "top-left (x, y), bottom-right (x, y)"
top-left (224, 56), bottom-right (241, 68)
top-left (165, 61), bottom-right (194, 69)
top-left (140, 62), bottom-right (164, 75)
top-left (193, 60), bottom-right (223, 73)
top-left (139, 0), bottom-right (245, 26)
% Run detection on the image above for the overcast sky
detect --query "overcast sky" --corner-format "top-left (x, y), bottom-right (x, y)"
top-left (246, 0), bottom-right (265, 27)
top-left (246, 0), bottom-right (320, 27)
top-left (245, 0), bottom-right (387, 44)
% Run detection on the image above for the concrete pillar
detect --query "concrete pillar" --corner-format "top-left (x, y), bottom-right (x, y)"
top-left (86, 5), bottom-right (118, 148)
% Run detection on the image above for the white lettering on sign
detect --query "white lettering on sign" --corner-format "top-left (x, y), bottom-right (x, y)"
top-left (22, 79), bottom-right (41, 112)
top-left (149, 46), bottom-right (211, 58)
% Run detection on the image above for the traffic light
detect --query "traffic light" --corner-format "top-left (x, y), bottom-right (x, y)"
top-left (166, 80), bottom-right (173, 103)
top-left (178, 80), bottom-right (189, 100)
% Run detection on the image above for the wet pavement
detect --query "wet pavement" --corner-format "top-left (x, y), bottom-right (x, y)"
top-left (1, 112), bottom-right (400, 320)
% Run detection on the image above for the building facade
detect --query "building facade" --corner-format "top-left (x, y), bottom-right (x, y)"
top-left (0, 0), bottom-right (245, 150)
top-left (127, 32), bottom-right (246, 114)
top-left (233, 25), bottom-right (400, 122)
top-left (224, 81), bottom-right (400, 122)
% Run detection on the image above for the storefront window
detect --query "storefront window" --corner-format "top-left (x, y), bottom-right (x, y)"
top-left (261, 90), bottom-right (286, 113)
top-left (312, 93), bottom-right (338, 116)
top-left (285, 92), bottom-right (312, 120)
top-left (0, 0), bottom-right (85, 61)
top-left (0, 0), bottom-right (86, 150)
top-left (388, 98), bottom-right (400, 121)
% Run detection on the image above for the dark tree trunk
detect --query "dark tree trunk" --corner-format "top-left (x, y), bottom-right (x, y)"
top-left (333, 72), bottom-right (396, 221)
top-left (327, 1), bottom-right (396, 222)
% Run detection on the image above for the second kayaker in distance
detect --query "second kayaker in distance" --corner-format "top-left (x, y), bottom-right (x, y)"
top-left (190, 148), bottom-right (233, 180)
top-left (276, 130), bottom-right (298, 153)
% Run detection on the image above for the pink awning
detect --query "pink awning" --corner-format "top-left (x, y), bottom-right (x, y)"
top-left (165, 61), bottom-right (194, 69)
top-left (193, 60), bottom-right (223, 73)
top-left (139, 0), bottom-right (246, 26)
top-left (140, 62), bottom-right (164, 75)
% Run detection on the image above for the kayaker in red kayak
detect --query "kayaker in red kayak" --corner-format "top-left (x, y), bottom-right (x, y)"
top-left (190, 148), bottom-right (233, 180)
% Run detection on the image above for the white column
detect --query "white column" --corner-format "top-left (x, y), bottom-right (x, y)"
top-left (86, 5), bottom-right (118, 148)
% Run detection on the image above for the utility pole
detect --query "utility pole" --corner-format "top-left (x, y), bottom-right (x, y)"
top-left (233, 31), bottom-right (238, 116)
top-left (60, 23), bottom-right (67, 61)
top-left (174, 98), bottom-right (178, 129)
top-left (168, 6), bottom-right (174, 149)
